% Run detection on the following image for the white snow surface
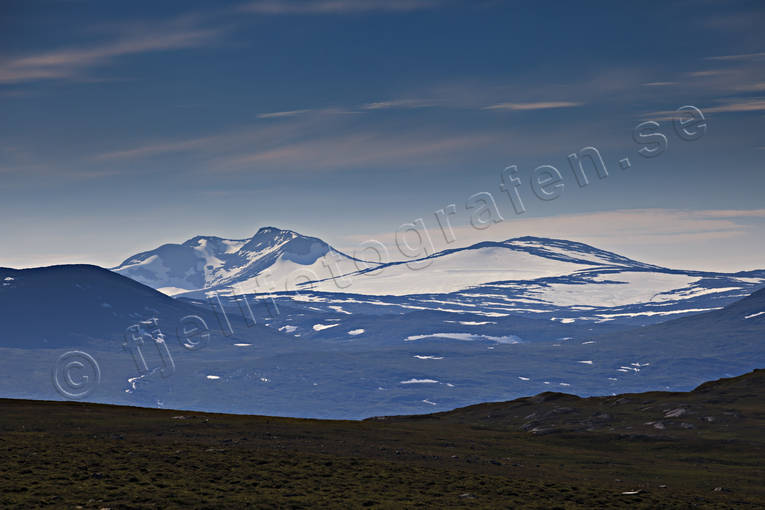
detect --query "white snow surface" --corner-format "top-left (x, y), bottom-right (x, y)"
top-left (308, 245), bottom-right (590, 296)
top-left (405, 332), bottom-right (520, 344)
top-left (313, 323), bottom-right (339, 331)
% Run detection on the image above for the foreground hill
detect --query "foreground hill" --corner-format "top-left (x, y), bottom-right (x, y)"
top-left (0, 264), bottom-right (279, 350)
top-left (1, 370), bottom-right (764, 508)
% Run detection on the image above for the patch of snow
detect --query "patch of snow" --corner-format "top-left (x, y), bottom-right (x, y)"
top-left (400, 378), bottom-right (439, 384)
top-left (157, 286), bottom-right (193, 296)
top-left (596, 307), bottom-right (722, 319)
top-left (279, 325), bottom-right (298, 333)
top-left (413, 355), bottom-right (444, 360)
top-left (422, 399), bottom-right (437, 406)
top-left (206, 375), bottom-right (220, 380)
top-left (405, 332), bottom-right (520, 344)
top-left (745, 311), bottom-right (765, 320)
top-left (313, 323), bottom-right (339, 331)
top-left (518, 376), bottom-right (530, 381)
top-left (530, 272), bottom-right (698, 308)
top-left (348, 329), bottom-right (365, 336)
top-left (578, 360), bottom-right (593, 365)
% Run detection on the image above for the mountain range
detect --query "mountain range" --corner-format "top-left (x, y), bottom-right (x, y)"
top-left (1, 250), bottom-right (764, 418)
top-left (113, 227), bottom-right (765, 327)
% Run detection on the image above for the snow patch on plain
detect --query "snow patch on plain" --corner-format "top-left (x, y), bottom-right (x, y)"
top-left (313, 323), bottom-right (339, 331)
top-left (400, 378), bottom-right (439, 384)
top-left (405, 332), bottom-right (520, 344)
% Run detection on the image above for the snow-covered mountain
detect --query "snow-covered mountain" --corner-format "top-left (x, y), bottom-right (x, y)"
top-left (113, 227), bottom-right (368, 296)
top-left (3, 263), bottom-right (764, 418)
top-left (303, 237), bottom-right (664, 296)
top-left (114, 228), bottom-right (765, 326)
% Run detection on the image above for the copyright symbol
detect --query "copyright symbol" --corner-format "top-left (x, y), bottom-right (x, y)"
top-left (52, 351), bottom-right (101, 400)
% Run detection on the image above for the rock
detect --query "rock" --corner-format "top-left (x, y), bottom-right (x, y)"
top-left (664, 408), bottom-right (687, 419)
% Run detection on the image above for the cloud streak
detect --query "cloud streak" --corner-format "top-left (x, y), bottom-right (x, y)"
top-left (706, 51), bottom-right (765, 62)
top-left (361, 98), bottom-right (436, 110)
top-left (218, 131), bottom-right (503, 171)
top-left (257, 109), bottom-right (314, 119)
top-left (241, 0), bottom-right (444, 15)
top-left (482, 101), bottom-right (583, 111)
top-left (0, 16), bottom-right (224, 84)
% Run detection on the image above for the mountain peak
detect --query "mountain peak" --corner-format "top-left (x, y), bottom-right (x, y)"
top-left (113, 226), bottom-right (347, 296)
top-left (256, 226), bottom-right (295, 235)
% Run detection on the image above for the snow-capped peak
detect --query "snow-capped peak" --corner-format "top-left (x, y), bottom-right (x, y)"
top-left (112, 227), bottom-right (359, 296)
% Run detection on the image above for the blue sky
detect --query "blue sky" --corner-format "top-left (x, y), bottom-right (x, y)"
top-left (1, 0), bottom-right (764, 270)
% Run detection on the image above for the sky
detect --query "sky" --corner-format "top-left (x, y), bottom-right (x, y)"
top-left (1, 0), bottom-right (764, 271)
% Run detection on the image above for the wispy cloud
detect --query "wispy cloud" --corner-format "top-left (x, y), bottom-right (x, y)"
top-left (257, 109), bottom-right (314, 119)
top-left (697, 98), bottom-right (765, 114)
top-left (706, 51), bottom-right (765, 62)
top-left (361, 98), bottom-right (436, 110)
top-left (0, 16), bottom-right (224, 84)
top-left (241, 0), bottom-right (444, 15)
top-left (218, 131), bottom-right (502, 171)
top-left (688, 70), bottom-right (729, 78)
top-left (696, 209), bottom-right (765, 218)
top-left (645, 98), bottom-right (765, 120)
top-left (90, 113), bottom-right (505, 172)
top-left (256, 107), bottom-right (361, 118)
top-left (482, 101), bottom-right (583, 111)
top-left (641, 81), bottom-right (678, 87)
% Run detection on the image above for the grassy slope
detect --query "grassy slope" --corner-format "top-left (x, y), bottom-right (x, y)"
top-left (1, 370), bottom-right (764, 509)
